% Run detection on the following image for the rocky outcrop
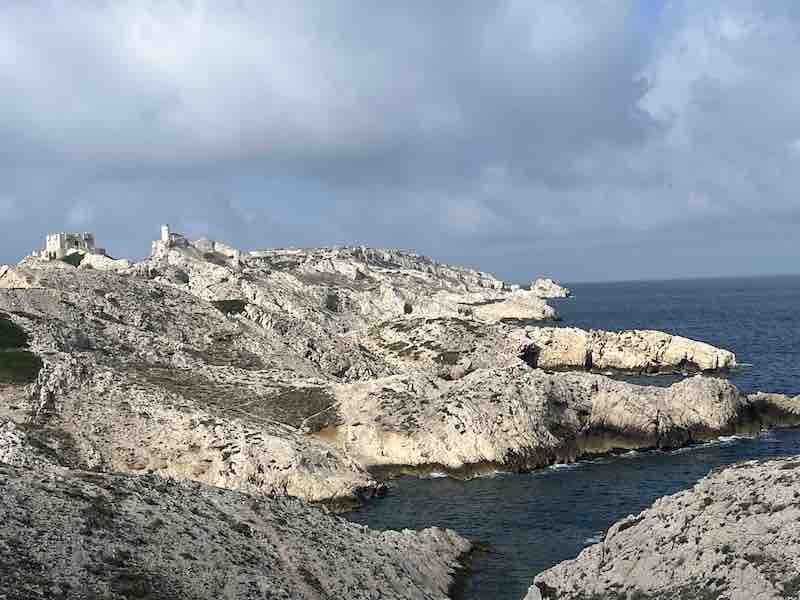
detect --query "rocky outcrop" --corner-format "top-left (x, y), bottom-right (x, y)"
top-left (0, 262), bottom-right (38, 288)
top-left (0, 464), bottom-right (470, 600)
top-left (525, 327), bottom-right (737, 373)
top-left (0, 263), bottom-right (379, 506)
top-left (26, 355), bottom-right (378, 506)
top-left (748, 392), bottom-right (800, 427)
top-left (0, 420), bottom-right (62, 471)
top-left (360, 318), bottom-right (737, 379)
top-left (469, 290), bottom-right (558, 322)
top-left (0, 238), bottom-right (755, 506)
top-left (359, 317), bottom-right (525, 380)
top-left (132, 242), bottom-right (561, 380)
top-left (250, 246), bottom-right (508, 292)
top-left (530, 278), bottom-right (571, 298)
top-left (526, 456), bottom-right (800, 600)
top-left (326, 370), bottom-right (794, 477)
top-left (142, 242), bottom-right (558, 337)
top-left (78, 252), bottom-right (132, 271)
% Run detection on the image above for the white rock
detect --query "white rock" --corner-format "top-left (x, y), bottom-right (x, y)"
top-left (525, 327), bottom-right (737, 372)
top-left (78, 252), bottom-right (132, 271)
top-left (471, 290), bottom-right (558, 322)
top-left (328, 370), bottom-right (763, 475)
top-left (0, 463), bottom-right (471, 600)
top-left (528, 456), bottom-right (800, 599)
top-left (530, 278), bottom-right (571, 298)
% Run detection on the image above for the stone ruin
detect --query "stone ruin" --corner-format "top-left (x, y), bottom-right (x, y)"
top-left (151, 225), bottom-right (241, 263)
top-left (40, 232), bottom-right (106, 261)
top-left (37, 225), bottom-right (242, 266)
top-left (151, 224), bottom-right (189, 254)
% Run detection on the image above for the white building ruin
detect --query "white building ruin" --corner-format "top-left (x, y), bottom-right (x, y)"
top-left (151, 225), bottom-right (241, 263)
top-left (151, 224), bottom-right (189, 254)
top-left (41, 232), bottom-right (107, 260)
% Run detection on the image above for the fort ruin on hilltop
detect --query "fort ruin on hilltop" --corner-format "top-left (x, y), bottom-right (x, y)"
top-left (38, 225), bottom-right (242, 265)
top-left (40, 232), bottom-right (106, 260)
top-left (151, 224), bottom-right (241, 262)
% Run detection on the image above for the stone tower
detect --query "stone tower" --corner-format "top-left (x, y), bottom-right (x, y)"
top-left (161, 224), bottom-right (170, 244)
top-left (41, 232), bottom-right (104, 260)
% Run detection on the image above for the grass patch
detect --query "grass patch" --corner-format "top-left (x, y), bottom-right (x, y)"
top-left (0, 314), bottom-right (28, 349)
top-left (211, 299), bottom-right (247, 315)
top-left (203, 251), bottom-right (229, 267)
top-left (59, 252), bottom-right (84, 267)
top-left (0, 350), bottom-right (43, 384)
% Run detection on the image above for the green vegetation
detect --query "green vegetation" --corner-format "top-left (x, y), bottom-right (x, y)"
top-left (325, 292), bottom-right (341, 312)
top-left (0, 314), bottom-right (28, 349)
top-left (0, 313), bottom-right (40, 383)
top-left (0, 350), bottom-right (43, 384)
top-left (59, 252), bottom-right (84, 267)
top-left (203, 251), bottom-right (229, 267)
top-left (211, 299), bottom-right (247, 315)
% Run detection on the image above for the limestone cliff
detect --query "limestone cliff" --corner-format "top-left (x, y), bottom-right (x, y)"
top-left (525, 326), bottom-right (737, 373)
top-left (0, 262), bottom-right (377, 506)
top-left (359, 318), bottom-right (737, 379)
top-left (0, 236), bottom-right (772, 507)
top-left (327, 370), bottom-right (797, 476)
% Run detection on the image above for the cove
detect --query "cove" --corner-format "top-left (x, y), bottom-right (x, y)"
top-left (350, 429), bottom-right (800, 599)
top-left (348, 276), bottom-right (800, 599)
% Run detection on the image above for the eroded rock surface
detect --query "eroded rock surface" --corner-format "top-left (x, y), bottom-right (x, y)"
top-left (526, 326), bottom-right (737, 373)
top-left (360, 318), bottom-right (737, 379)
top-left (0, 263), bottom-right (377, 506)
top-left (328, 370), bottom-right (795, 476)
top-left (0, 464), bottom-right (470, 600)
top-left (0, 237), bottom-right (765, 505)
top-left (526, 457), bottom-right (800, 600)
top-left (531, 278), bottom-right (571, 298)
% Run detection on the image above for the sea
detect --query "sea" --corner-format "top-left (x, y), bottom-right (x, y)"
top-left (347, 275), bottom-right (800, 599)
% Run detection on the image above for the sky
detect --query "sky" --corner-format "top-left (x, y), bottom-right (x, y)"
top-left (1, 0), bottom-right (800, 282)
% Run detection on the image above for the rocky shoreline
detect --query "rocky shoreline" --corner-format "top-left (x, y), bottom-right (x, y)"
top-left (527, 456), bottom-right (800, 600)
top-left (1, 231), bottom-right (799, 598)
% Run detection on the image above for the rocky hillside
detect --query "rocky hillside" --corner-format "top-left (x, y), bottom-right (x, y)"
top-left (0, 460), bottom-right (469, 600)
top-left (0, 236), bottom-right (795, 509)
top-left (2, 232), bottom-right (800, 599)
top-left (526, 456), bottom-right (800, 600)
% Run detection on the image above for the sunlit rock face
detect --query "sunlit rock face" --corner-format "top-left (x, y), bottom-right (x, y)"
top-left (530, 278), bottom-right (572, 299)
top-left (327, 370), bottom-right (797, 477)
top-left (0, 232), bottom-right (765, 510)
top-left (524, 326), bottom-right (737, 373)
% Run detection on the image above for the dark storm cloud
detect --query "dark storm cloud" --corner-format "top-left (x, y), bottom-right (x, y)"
top-left (1, 1), bottom-right (799, 280)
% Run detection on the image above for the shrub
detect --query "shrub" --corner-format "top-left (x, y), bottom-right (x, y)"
top-left (0, 314), bottom-right (28, 349)
top-left (59, 252), bottom-right (84, 267)
top-left (211, 299), bottom-right (247, 315)
top-left (0, 350), bottom-right (43, 384)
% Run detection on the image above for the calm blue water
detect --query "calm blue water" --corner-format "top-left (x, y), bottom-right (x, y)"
top-left (556, 275), bottom-right (800, 395)
top-left (349, 276), bottom-right (800, 599)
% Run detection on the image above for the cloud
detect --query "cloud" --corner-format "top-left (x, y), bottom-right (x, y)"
top-left (0, 1), bottom-right (798, 280)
